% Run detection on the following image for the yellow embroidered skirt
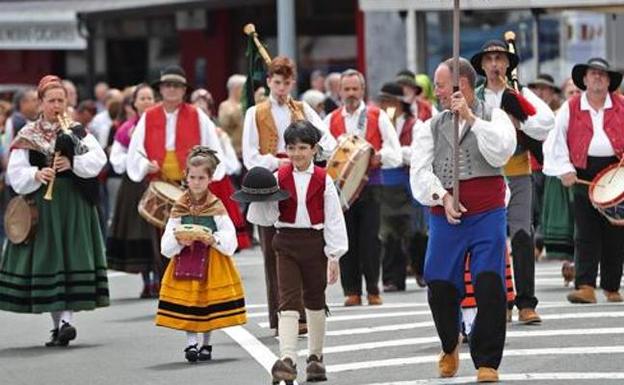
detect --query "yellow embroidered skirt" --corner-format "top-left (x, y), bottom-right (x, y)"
top-left (155, 248), bottom-right (247, 332)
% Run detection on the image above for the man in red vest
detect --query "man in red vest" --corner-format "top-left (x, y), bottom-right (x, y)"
top-left (324, 69), bottom-right (402, 306)
top-left (127, 65), bottom-right (225, 184)
top-left (543, 57), bottom-right (624, 304)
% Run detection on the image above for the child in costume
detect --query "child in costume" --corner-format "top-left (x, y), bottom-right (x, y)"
top-left (156, 145), bottom-right (246, 363)
top-left (236, 120), bottom-right (348, 384)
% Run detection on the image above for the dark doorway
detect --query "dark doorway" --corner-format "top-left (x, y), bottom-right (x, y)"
top-left (106, 39), bottom-right (148, 88)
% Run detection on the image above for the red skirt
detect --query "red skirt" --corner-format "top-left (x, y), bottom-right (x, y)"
top-left (209, 177), bottom-right (252, 251)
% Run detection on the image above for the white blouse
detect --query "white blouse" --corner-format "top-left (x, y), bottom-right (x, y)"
top-left (109, 140), bottom-right (127, 175)
top-left (7, 133), bottom-right (107, 195)
top-left (161, 214), bottom-right (238, 259)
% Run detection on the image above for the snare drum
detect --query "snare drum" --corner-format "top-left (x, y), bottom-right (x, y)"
top-left (326, 134), bottom-right (374, 210)
top-left (589, 163), bottom-right (624, 226)
top-left (138, 181), bottom-right (184, 229)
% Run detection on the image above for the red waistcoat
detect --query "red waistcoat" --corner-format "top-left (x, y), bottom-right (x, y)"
top-left (567, 94), bottom-right (624, 169)
top-left (329, 105), bottom-right (382, 151)
top-left (415, 99), bottom-right (433, 122)
top-left (399, 115), bottom-right (417, 147)
top-left (144, 103), bottom-right (201, 171)
top-left (278, 164), bottom-right (326, 225)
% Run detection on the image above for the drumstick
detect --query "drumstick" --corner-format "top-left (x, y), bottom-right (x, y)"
top-left (576, 179), bottom-right (605, 188)
top-left (608, 156), bottom-right (624, 184)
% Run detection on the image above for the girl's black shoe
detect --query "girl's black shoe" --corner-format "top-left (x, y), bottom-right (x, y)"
top-left (57, 321), bottom-right (77, 346)
top-left (45, 329), bottom-right (60, 347)
top-left (185, 344), bottom-right (199, 362)
top-left (198, 345), bottom-right (212, 361)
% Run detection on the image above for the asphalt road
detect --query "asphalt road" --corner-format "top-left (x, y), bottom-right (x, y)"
top-left (2, 247), bottom-right (624, 385)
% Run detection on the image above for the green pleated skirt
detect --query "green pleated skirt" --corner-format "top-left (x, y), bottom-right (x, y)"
top-left (0, 177), bottom-right (110, 313)
top-left (541, 176), bottom-right (575, 260)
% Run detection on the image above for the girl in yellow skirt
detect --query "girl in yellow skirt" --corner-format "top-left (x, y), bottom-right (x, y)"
top-left (156, 145), bottom-right (247, 362)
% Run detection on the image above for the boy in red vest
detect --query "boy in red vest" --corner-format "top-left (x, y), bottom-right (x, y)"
top-left (246, 120), bottom-right (348, 384)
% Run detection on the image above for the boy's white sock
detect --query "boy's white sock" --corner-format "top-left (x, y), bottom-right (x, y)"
top-left (306, 308), bottom-right (326, 358)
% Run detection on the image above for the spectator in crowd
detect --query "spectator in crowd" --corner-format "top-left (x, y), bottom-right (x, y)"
top-left (73, 100), bottom-right (98, 127)
top-left (324, 72), bottom-right (341, 114)
top-left (310, 69), bottom-right (325, 93)
top-left (94, 81), bottom-right (110, 113)
top-left (301, 89), bottom-right (327, 117)
top-left (62, 79), bottom-right (78, 111)
top-left (218, 74), bottom-right (246, 157)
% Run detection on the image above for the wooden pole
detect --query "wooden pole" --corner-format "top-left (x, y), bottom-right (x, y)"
top-left (452, 0), bottom-right (461, 211)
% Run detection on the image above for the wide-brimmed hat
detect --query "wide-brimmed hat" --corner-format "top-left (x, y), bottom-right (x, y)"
top-left (470, 40), bottom-right (519, 77)
top-left (231, 167), bottom-right (290, 203)
top-left (377, 81), bottom-right (411, 113)
top-left (152, 65), bottom-right (192, 90)
top-left (395, 70), bottom-right (423, 94)
top-left (528, 74), bottom-right (561, 93)
top-left (572, 58), bottom-right (623, 93)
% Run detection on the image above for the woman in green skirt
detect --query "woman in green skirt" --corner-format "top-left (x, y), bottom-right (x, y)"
top-left (0, 75), bottom-right (109, 346)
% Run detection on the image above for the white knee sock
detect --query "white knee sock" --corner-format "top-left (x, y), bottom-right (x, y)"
top-left (60, 310), bottom-right (73, 325)
top-left (278, 310), bottom-right (300, 361)
top-left (202, 332), bottom-right (212, 346)
top-left (51, 312), bottom-right (61, 329)
top-left (186, 332), bottom-right (198, 346)
top-left (306, 309), bottom-right (326, 358)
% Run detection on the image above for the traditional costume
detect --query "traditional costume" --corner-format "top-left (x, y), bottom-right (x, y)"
top-left (324, 97), bottom-right (402, 305)
top-left (242, 94), bottom-right (336, 329)
top-left (107, 116), bottom-right (161, 297)
top-left (472, 40), bottom-right (555, 323)
top-left (410, 84), bottom-right (516, 379)
top-left (243, 160), bottom-right (348, 383)
top-left (0, 101), bottom-right (109, 345)
top-left (543, 58), bottom-right (624, 304)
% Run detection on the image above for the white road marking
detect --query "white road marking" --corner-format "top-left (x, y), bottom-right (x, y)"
top-left (327, 345), bottom-right (624, 373)
top-left (364, 372), bottom-right (624, 385)
top-left (222, 326), bottom-right (277, 373)
top-left (298, 327), bottom-right (624, 356)
top-left (258, 310), bottom-right (432, 328)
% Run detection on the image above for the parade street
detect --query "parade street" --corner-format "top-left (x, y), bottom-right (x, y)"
top-left (1, 247), bottom-right (623, 385)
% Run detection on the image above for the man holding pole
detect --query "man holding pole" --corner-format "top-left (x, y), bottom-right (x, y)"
top-left (410, 57), bottom-right (516, 382)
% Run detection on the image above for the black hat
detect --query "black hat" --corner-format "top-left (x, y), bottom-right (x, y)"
top-left (231, 167), bottom-right (290, 203)
top-left (152, 65), bottom-right (192, 90)
top-left (470, 40), bottom-right (519, 77)
top-left (572, 58), bottom-right (623, 93)
top-left (395, 70), bottom-right (423, 93)
top-left (528, 74), bottom-right (561, 93)
top-left (377, 82), bottom-right (405, 102)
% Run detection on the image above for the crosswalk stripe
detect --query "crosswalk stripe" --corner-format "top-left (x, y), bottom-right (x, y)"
top-left (327, 345), bottom-right (624, 373)
top-left (364, 372), bottom-right (624, 385)
top-left (259, 309), bottom-right (624, 329)
top-left (298, 327), bottom-right (624, 356)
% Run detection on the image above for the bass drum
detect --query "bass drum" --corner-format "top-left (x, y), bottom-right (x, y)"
top-left (326, 134), bottom-right (373, 210)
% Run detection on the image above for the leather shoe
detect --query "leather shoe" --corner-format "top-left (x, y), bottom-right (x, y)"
top-left (438, 342), bottom-right (460, 378)
top-left (344, 295), bottom-right (362, 307)
top-left (604, 290), bottom-right (623, 303)
top-left (298, 322), bottom-right (308, 335)
top-left (561, 261), bottom-right (574, 287)
top-left (518, 308), bottom-right (541, 325)
top-left (477, 367), bottom-right (499, 382)
top-left (567, 285), bottom-right (596, 304)
top-left (306, 354), bottom-right (327, 382)
top-left (415, 274), bottom-right (427, 288)
top-left (367, 294), bottom-right (383, 306)
top-left (271, 357), bottom-right (297, 383)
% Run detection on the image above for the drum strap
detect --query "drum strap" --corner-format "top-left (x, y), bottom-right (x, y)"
top-left (357, 106), bottom-right (368, 139)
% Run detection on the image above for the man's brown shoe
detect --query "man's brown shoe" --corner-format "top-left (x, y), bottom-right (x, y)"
top-left (298, 322), bottom-right (308, 335)
top-left (438, 343), bottom-right (460, 378)
top-left (271, 358), bottom-right (297, 384)
top-left (567, 285), bottom-right (597, 304)
top-left (477, 367), bottom-right (499, 382)
top-left (561, 261), bottom-right (574, 287)
top-left (518, 308), bottom-right (542, 325)
top-left (344, 295), bottom-right (362, 307)
top-left (604, 290), bottom-right (623, 303)
top-left (367, 294), bottom-right (383, 306)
